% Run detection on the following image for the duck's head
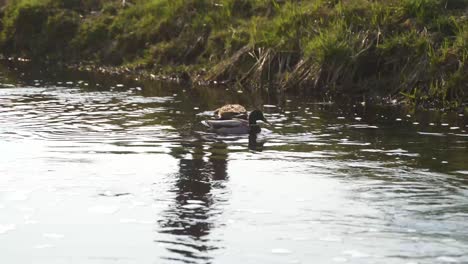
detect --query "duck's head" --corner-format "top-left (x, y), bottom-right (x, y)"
top-left (248, 110), bottom-right (268, 125)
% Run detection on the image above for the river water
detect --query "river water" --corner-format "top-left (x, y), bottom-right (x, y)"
top-left (0, 63), bottom-right (467, 264)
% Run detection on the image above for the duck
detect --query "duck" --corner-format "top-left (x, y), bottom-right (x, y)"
top-left (213, 104), bottom-right (248, 120)
top-left (202, 110), bottom-right (269, 134)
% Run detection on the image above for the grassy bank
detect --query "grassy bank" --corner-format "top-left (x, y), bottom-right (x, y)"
top-left (0, 0), bottom-right (467, 109)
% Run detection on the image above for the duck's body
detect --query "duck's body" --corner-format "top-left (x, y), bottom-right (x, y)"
top-left (202, 119), bottom-right (251, 134)
top-left (202, 110), bottom-right (267, 134)
top-left (213, 104), bottom-right (247, 120)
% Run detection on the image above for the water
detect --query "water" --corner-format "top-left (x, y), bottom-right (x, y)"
top-left (1, 63), bottom-right (467, 263)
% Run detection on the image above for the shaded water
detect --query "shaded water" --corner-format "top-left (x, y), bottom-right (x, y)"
top-left (1, 63), bottom-right (467, 264)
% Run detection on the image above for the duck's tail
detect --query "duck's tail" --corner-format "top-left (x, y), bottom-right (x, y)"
top-left (201, 120), bottom-right (211, 128)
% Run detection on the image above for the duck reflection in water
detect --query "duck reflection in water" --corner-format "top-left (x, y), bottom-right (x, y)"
top-left (157, 140), bottom-right (229, 263)
top-left (248, 132), bottom-right (265, 152)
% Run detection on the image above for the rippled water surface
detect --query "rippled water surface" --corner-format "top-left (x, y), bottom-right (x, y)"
top-left (1, 63), bottom-right (467, 264)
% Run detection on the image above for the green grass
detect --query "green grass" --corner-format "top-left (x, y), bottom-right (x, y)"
top-left (0, 0), bottom-right (467, 109)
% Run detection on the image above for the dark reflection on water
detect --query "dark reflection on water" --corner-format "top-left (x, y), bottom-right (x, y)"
top-left (1, 62), bottom-right (468, 264)
top-left (157, 140), bottom-right (228, 263)
top-left (248, 134), bottom-right (265, 152)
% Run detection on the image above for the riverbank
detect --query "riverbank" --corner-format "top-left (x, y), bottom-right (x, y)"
top-left (0, 0), bottom-right (467, 109)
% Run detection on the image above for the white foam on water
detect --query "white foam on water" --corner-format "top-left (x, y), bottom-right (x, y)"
top-left (34, 244), bottom-right (54, 249)
top-left (18, 206), bottom-right (35, 212)
top-left (88, 205), bottom-right (119, 214)
top-left (319, 236), bottom-right (342, 242)
top-left (181, 204), bottom-right (205, 210)
top-left (361, 149), bottom-right (384, 153)
top-left (292, 237), bottom-right (310, 241)
top-left (332, 257), bottom-right (348, 262)
top-left (342, 250), bottom-right (370, 258)
top-left (271, 248), bottom-right (292, 255)
top-left (436, 256), bottom-right (459, 263)
top-left (43, 233), bottom-right (64, 239)
top-left (418, 132), bottom-right (445, 137)
top-left (0, 224), bottom-right (16, 234)
top-left (5, 191), bottom-right (30, 201)
top-left (186, 199), bottom-right (205, 204)
top-left (119, 219), bottom-right (153, 224)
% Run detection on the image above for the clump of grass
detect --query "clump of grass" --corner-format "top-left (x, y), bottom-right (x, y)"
top-left (0, 0), bottom-right (466, 108)
top-left (0, 0), bottom-right (81, 58)
top-left (0, 0), bottom-right (50, 55)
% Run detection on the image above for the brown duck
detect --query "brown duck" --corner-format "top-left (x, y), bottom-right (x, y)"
top-left (213, 104), bottom-right (248, 120)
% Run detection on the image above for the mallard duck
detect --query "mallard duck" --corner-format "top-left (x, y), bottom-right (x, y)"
top-left (213, 104), bottom-right (248, 120)
top-left (202, 110), bottom-right (268, 134)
